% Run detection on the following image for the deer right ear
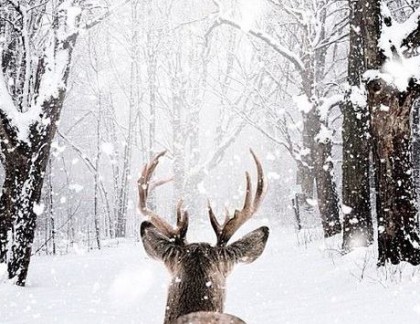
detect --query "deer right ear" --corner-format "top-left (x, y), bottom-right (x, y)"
top-left (141, 221), bottom-right (176, 261)
top-left (226, 226), bottom-right (269, 264)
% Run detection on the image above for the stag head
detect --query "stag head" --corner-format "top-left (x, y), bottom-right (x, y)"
top-left (139, 150), bottom-right (269, 324)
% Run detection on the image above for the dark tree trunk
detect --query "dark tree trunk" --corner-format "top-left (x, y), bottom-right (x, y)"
top-left (0, 136), bottom-right (52, 285)
top-left (6, 161), bottom-right (45, 284)
top-left (313, 138), bottom-right (342, 237)
top-left (369, 84), bottom-right (420, 265)
top-left (412, 101), bottom-right (420, 194)
top-left (292, 195), bottom-right (302, 230)
top-left (342, 97), bottom-right (373, 249)
top-left (361, 0), bottom-right (420, 265)
top-left (342, 0), bottom-right (373, 250)
top-left (296, 163), bottom-right (315, 227)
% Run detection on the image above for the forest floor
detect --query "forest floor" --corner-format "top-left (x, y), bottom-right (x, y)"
top-left (2, 223), bottom-right (420, 323)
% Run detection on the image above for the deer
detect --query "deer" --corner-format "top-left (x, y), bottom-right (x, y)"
top-left (138, 150), bottom-right (269, 324)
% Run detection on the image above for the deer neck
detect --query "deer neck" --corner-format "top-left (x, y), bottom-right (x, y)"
top-left (163, 271), bottom-right (226, 324)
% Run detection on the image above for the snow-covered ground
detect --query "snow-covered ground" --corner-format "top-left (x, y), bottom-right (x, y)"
top-left (2, 225), bottom-right (420, 324)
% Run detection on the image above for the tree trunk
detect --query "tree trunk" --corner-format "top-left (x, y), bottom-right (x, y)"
top-left (48, 161), bottom-right (56, 255)
top-left (297, 19), bottom-right (341, 238)
top-left (303, 109), bottom-right (341, 237)
top-left (361, 0), bottom-right (420, 265)
top-left (342, 0), bottom-right (373, 250)
top-left (412, 101), bottom-right (420, 194)
top-left (369, 83), bottom-right (420, 265)
top-left (296, 161), bottom-right (316, 227)
top-left (342, 97), bottom-right (373, 249)
top-left (115, 2), bottom-right (138, 237)
top-left (313, 137), bottom-right (342, 237)
top-left (1, 145), bottom-right (49, 285)
top-left (309, 3), bottom-right (341, 238)
top-left (94, 108), bottom-right (102, 249)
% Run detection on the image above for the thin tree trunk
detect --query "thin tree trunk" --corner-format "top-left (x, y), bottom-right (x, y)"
top-left (115, 1), bottom-right (138, 237)
top-left (146, 30), bottom-right (157, 211)
top-left (94, 108), bottom-right (102, 250)
top-left (48, 160), bottom-right (56, 255)
top-left (292, 195), bottom-right (302, 230)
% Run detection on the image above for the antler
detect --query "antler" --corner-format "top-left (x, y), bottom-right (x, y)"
top-left (138, 151), bottom-right (188, 240)
top-left (208, 149), bottom-right (266, 246)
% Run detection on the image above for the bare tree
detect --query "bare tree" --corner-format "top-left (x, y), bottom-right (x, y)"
top-left (209, 0), bottom-right (347, 236)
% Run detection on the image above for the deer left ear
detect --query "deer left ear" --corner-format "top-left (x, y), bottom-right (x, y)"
top-left (141, 221), bottom-right (176, 261)
top-left (226, 226), bottom-right (269, 264)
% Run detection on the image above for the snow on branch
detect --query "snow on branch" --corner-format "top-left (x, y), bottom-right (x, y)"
top-left (0, 0), bottom-right (123, 145)
top-left (318, 93), bottom-right (343, 121)
top-left (368, 2), bottom-right (420, 91)
top-left (379, 3), bottom-right (420, 56)
top-left (32, 46), bottom-right (72, 112)
top-left (0, 2), bottom-right (82, 144)
top-left (207, 13), bottom-right (305, 72)
top-left (0, 58), bottom-right (37, 143)
top-left (382, 3), bottom-right (420, 50)
top-left (80, 0), bottom-right (130, 31)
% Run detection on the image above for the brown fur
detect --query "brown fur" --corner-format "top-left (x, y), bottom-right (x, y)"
top-left (175, 312), bottom-right (246, 324)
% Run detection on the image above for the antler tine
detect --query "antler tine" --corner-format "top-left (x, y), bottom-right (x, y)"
top-left (214, 149), bottom-right (266, 246)
top-left (176, 199), bottom-right (189, 239)
top-left (138, 151), bottom-right (178, 238)
top-left (224, 207), bottom-right (230, 226)
top-left (208, 199), bottom-right (222, 236)
top-left (145, 151), bottom-right (167, 184)
top-left (242, 171), bottom-right (253, 212)
top-left (250, 148), bottom-right (266, 211)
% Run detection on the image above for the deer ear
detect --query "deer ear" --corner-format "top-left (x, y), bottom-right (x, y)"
top-left (141, 221), bottom-right (176, 261)
top-left (226, 226), bottom-right (269, 264)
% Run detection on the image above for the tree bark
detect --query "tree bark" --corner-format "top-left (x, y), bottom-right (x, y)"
top-left (412, 101), bottom-right (420, 194)
top-left (362, 0), bottom-right (420, 265)
top-left (0, 134), bottom-right (53, 285)
top-left (305, 110), bottom-right (342, 237)
top-left (369, 82), bottom-right (420, 265)
top-left (342, 0), bottom-right (373, 250)
top-left (342, 96), bottom-right (373, 249)
top-left (313, 139), bottom-right (342, 237)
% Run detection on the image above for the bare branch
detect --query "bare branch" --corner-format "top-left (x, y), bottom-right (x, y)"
top-left (82, 0), bottom-right (131, 31)
top-left (207, 15), bottom-right (305, 72)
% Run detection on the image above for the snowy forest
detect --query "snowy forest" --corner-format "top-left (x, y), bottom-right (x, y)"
top-left (2, 0), bottom-right (420, 323)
